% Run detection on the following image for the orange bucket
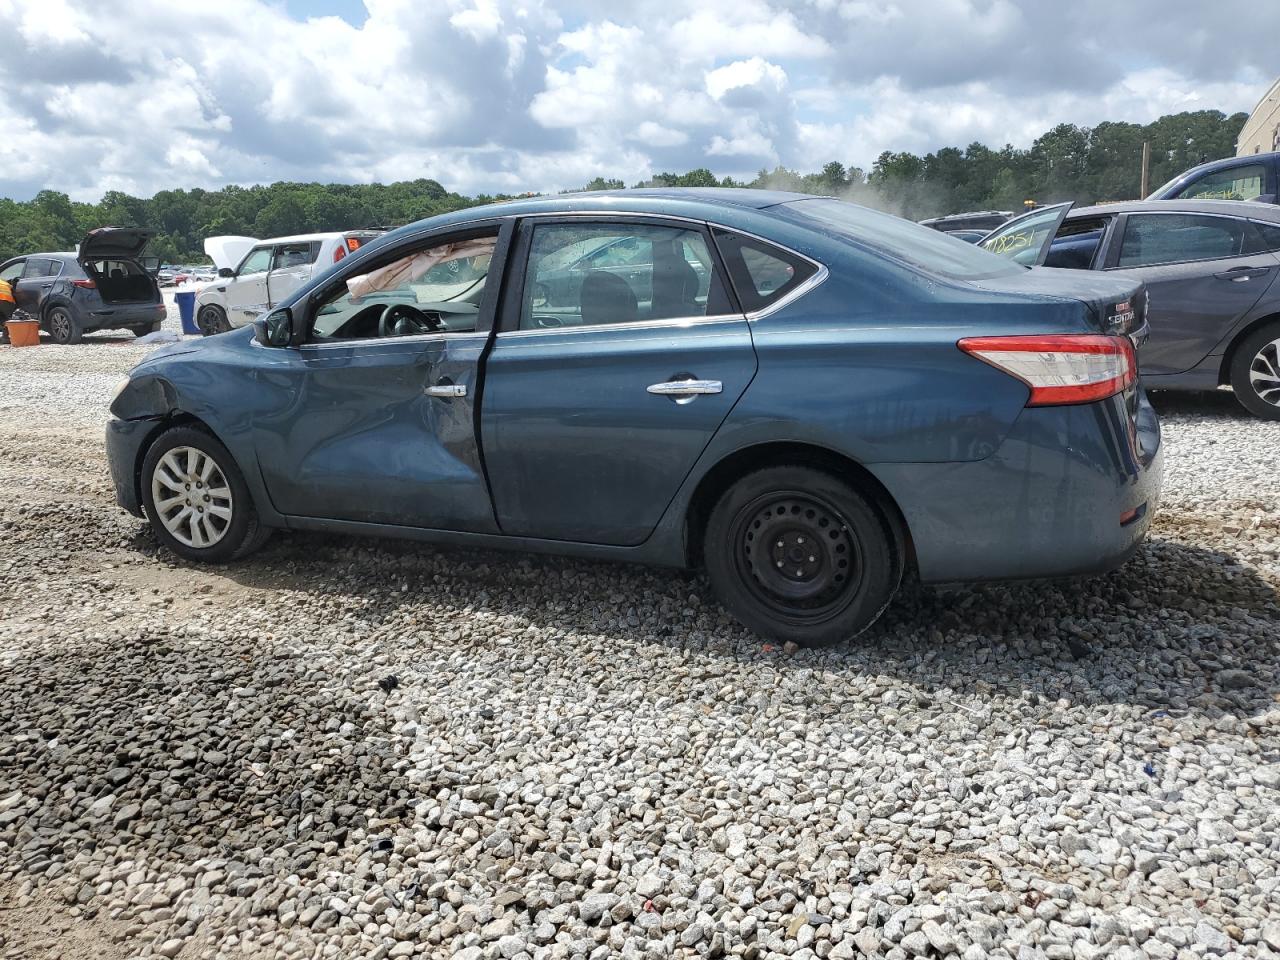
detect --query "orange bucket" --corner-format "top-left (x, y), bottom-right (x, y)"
top-left (5, 319), bottom-right (39, 347)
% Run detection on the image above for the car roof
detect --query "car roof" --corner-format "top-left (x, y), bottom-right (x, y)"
top-left (1166, 152), bottom-right (1278, 180)
top-left (370, 188), bottom-right (828, 247)
top-left (1067, 198), bottom-right (1280, 222)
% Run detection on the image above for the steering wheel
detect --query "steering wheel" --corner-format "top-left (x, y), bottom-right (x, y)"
top-left (378, 303), bottom-right (443, 338)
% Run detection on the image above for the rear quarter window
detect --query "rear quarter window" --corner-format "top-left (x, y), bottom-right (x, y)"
top-left (712, 229), bottom-right (818, 313)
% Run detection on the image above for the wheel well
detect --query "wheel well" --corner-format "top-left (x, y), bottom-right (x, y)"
top-left (684, 441), bottom-right (914, 571)
top-left (131, 412), bottom-right (220, 507)
top-left (1220, 313), bottom-right (1280, 384)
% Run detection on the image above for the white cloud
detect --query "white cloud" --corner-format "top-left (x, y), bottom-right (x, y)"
top-left (0, 0), bottom-right (1272, 201)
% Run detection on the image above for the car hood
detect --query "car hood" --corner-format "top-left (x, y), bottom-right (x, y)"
top-left (204, 236), bottom-right (258, 271)
top-left (79, 227), bottom-right (152, 261)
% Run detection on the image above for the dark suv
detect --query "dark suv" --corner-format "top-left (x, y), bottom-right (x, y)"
top-left (0, 228), bottom-right (166, 344)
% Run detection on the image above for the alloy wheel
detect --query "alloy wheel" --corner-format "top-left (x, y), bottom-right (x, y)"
top-left (150, 446), bottom-right (235, 548)
top-left (49, 309), bottom-right (72, 343)
top-left (1249, 337), bottom-right (1280, 408)
top-left (732, 491), bottom-right (864, 623)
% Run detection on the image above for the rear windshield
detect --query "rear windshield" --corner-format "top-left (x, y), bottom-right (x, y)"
top-left (780, 198), bottom-right (1022, 281)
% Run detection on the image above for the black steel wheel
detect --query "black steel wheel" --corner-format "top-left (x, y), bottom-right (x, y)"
top-left (704, 466), bottom-right (899, 646)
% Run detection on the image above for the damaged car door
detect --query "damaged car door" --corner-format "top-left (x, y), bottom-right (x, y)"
top-left (251, 222), bottom-right (511, 530)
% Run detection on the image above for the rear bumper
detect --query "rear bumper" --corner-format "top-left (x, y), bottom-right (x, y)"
top-left (869, 388), bottom-right (1163, 583)
top-left (84, 302), bottom-right (166, 331)
top-left (105, 417), bottom-right (155, 517)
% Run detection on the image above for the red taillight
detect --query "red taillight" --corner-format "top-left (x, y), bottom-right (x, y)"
top-left (334, 245), bottom-right (346, 264)
top-left (72, 279), bottom-right (95, 289)
top-left (957, 334), bottom-right (1136, 406)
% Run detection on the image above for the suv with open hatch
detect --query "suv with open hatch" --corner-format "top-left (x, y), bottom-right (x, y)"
top-left (0, 228), bottom-right (165, 344)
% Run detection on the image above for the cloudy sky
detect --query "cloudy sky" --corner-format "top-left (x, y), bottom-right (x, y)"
top-left (0, 0), bottom-right (1274, 201)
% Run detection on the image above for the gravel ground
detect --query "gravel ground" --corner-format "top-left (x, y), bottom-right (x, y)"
top-left (1, 324), bottom-right (1279, 960)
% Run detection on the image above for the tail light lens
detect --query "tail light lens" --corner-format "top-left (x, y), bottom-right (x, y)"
top-left (958, 334), bottom-right (1136, 406)
top-left (333, 245), bottom-right (346, 264)
top-left (72, 279), bottom-right (95, 289)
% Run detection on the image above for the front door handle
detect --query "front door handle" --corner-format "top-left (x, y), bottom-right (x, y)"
top-left (647, 378), bottom-right (723, 404)
top-left (425, 382), bottom-right (466, 399)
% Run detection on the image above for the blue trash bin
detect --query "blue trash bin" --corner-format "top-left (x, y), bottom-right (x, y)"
top-left (175, 290), bottom-right (198, 335)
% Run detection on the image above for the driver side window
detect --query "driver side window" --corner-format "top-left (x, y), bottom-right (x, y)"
top-left (309, 230), bottom-right (498, 342)
top-left (237, 247), bottom-right (273, 277)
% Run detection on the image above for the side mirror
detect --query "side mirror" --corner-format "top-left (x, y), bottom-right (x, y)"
top-left (255, 307), bottom-right (293, 347)
top-left (218, 267), bottom-right (234, 278)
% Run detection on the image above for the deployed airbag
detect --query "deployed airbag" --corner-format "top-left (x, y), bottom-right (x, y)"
top-left (346, 238), bottom-right (496, 300)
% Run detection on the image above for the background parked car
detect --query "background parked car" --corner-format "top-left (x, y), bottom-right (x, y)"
top-left (196, 230), bottom-right (382, 334)
top-left (1148, 152), bottom-right (1280, 204)
top-left (0, 228), bottom-right (166, 343)
top-left (107, 190), bottom-right (1159, 646)
top-left (919, 210), bottom-right (1014, 234)
top-left (980, 198), bottom-right (1280, 418)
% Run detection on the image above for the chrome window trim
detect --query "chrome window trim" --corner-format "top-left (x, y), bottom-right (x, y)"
top-left (300, 329), bottom-right (490, 351)
top-left (496, 313), bottom-right (743, 339)
top-left (745, 263), bottom-right (828, 320)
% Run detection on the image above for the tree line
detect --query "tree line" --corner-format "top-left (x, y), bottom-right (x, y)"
top-left (0, 109), bottom-right (1248, 263)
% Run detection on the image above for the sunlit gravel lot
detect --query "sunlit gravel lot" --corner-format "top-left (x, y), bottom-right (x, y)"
top-left (1, 318), bottom-right (1278, 960)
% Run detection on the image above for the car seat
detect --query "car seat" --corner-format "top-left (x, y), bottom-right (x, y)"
top-left (650, 238), bottom-right (700, 319)
top-left (579, 271), bottom-right (638, 326)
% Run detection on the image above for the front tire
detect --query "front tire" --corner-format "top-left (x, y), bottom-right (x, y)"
top-left (46, 306), bottom-right (82, 344)
top-left (1230, 322), bottom-right (1280, 420)
top-left (198, 304), bottom-right (231, 336)
top-left (141, 426), bottom-right (271, 563)
top-left (704, 466), bottom-right (900, 646)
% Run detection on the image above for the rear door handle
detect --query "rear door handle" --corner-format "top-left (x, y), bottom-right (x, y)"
top-left (647, 378), bottom-right (723, 402)
top-left (425, 382), bottom-right (466, 399)
top-left (1216, 267), bottom-right (1270, 281)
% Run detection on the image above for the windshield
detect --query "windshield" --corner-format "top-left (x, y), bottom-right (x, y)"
top-left (781, 198), bottom-right (1022, 280)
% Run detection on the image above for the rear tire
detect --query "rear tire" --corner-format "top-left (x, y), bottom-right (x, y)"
top-left (141, 426), bottom-right (272, 563)
top-left (46, 306), bottom-right (82, 345)
top-left (703, 466), bottom-right (900, 646)
top-left (198, 304), bottom-right (231, 336)
top-left (1230, 322), bottom-right (1280, 420)
top-left (132, 322), bottom-right (163, 337)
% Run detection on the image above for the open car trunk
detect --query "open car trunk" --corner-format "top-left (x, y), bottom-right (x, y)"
top-left (84, 259), bottom-right (159, 303)
top-left (78, 227), bottom-right (160, 303)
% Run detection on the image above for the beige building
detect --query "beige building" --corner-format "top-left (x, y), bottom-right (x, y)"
top-left (1237, 77), bottom-right (1280, 156)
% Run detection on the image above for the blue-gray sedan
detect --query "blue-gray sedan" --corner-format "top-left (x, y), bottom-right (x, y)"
top-left (106, 190), bottom-right (1162, 645)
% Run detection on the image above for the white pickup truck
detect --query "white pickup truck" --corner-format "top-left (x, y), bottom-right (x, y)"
top-left (195, 231), bottom-right (382, 334)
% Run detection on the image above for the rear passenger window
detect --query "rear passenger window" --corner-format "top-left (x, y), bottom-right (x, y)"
top-left (712, 229), bottom-right (818, 313)
top-left (1117, 214), bottom-right (1249, 268)
top-left (22, 258), bottom-right (58, 278)
top-left (273, 243), bottom-right (316, 270)
top-left (519, 223), bottom-right (729, 330)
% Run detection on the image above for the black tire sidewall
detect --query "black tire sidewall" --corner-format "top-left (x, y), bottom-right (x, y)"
top-left (199, 305), bottom-right (228, 336)
top-left (141, 426), bottom-right (257, 563)
top-left (1230, 324), bottom-right (1280, 420)
top-left (704, 466), bottom-right (899, 646)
